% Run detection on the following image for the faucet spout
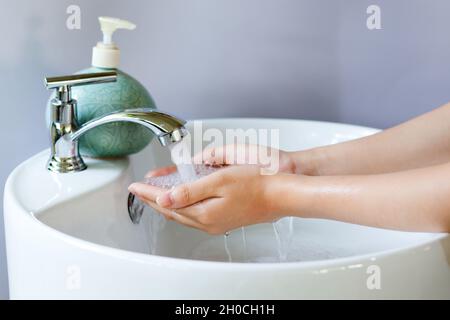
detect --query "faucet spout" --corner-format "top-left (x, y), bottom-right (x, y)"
top-left (70, 108), bottom-right (187, 147)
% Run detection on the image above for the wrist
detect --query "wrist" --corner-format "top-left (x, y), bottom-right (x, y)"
top-left (262, 173), bottom-right (315, 220)
top-left (261, 174), bottom-right (284, 220)
top-left (288, 149), bottom-right (324, 176)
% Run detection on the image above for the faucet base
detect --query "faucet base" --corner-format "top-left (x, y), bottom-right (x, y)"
top-left (47, 156), bottom-right (87, 173)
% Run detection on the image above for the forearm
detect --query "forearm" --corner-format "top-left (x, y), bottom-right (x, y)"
top-left (267, 163), bottom-right (450, 232)
top-left (290, 102), bottom-right (450, 175)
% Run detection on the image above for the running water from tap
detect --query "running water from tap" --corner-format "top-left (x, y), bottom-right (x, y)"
top-left (168, 133), bottom-right (197, 182)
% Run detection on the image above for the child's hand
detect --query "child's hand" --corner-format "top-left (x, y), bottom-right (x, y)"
top-left (129, 165), bottom-right (280, 234)
top-left (145, 144), bottom-right (295, 178)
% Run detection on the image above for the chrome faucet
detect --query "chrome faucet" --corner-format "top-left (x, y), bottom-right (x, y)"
top-left (45, 72), bottom-right (187, 173)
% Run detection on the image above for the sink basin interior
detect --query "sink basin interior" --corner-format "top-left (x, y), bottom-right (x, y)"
top-left (32, 119), bottom-right (443, 264)
top-left (37, 201), bottom-right (438, 263)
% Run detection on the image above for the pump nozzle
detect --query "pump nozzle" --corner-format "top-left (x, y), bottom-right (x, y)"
top-left (92, 16), bottom-right (136, 68)
top-left (99, 16), bottom-right (136, 45)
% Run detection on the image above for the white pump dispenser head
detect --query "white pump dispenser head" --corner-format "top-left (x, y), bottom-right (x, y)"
top-left (92, 16), bottom-right (136, 68)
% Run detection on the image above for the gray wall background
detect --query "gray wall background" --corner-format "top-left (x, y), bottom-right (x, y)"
top-left (1, 0), bottom-right (450, 298)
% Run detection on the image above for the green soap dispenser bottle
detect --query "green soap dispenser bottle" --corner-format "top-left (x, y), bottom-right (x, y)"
top-left (72, 16), bottom-right (156, 158)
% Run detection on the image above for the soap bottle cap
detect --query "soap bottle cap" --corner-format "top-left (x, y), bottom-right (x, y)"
top-left (92, 16), bottom-right (136, 69)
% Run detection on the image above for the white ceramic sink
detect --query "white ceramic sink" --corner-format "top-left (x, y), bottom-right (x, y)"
top-left (4, 118), bottom-right (450, 299)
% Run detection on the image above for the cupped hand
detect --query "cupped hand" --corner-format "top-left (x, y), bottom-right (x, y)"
top-left (145, 143), bottom-right (296, 178)
top-left (129, 165), bottom-right (280, 235)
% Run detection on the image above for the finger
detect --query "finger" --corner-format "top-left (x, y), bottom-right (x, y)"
top-left (192, 145), bottom-right (228, 165)
top-left (165, 197), bottom-right (221, 221)
top-left (193, 144), bottom-right (259, 166)
top-left (155, 174), bottom-right (221, 209)
top-left (145, 165), bottom-right (177, 178)
top-left (144, 200), bottom-right (173, 221)
top-left (128, 182), bottom-right (168, 202)
top-left (140, 190), bottom-right (217, 221)
top-left (145, 201), bottom-right (206, 231)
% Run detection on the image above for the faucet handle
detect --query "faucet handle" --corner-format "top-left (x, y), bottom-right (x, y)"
top-left (45, 71), bottom-right (117, 90)
top-left (45, 71), bottom-right (117, 103)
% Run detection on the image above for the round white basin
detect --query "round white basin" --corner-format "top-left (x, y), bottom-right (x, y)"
top-left (4, 118), bottom-right (450, 299)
